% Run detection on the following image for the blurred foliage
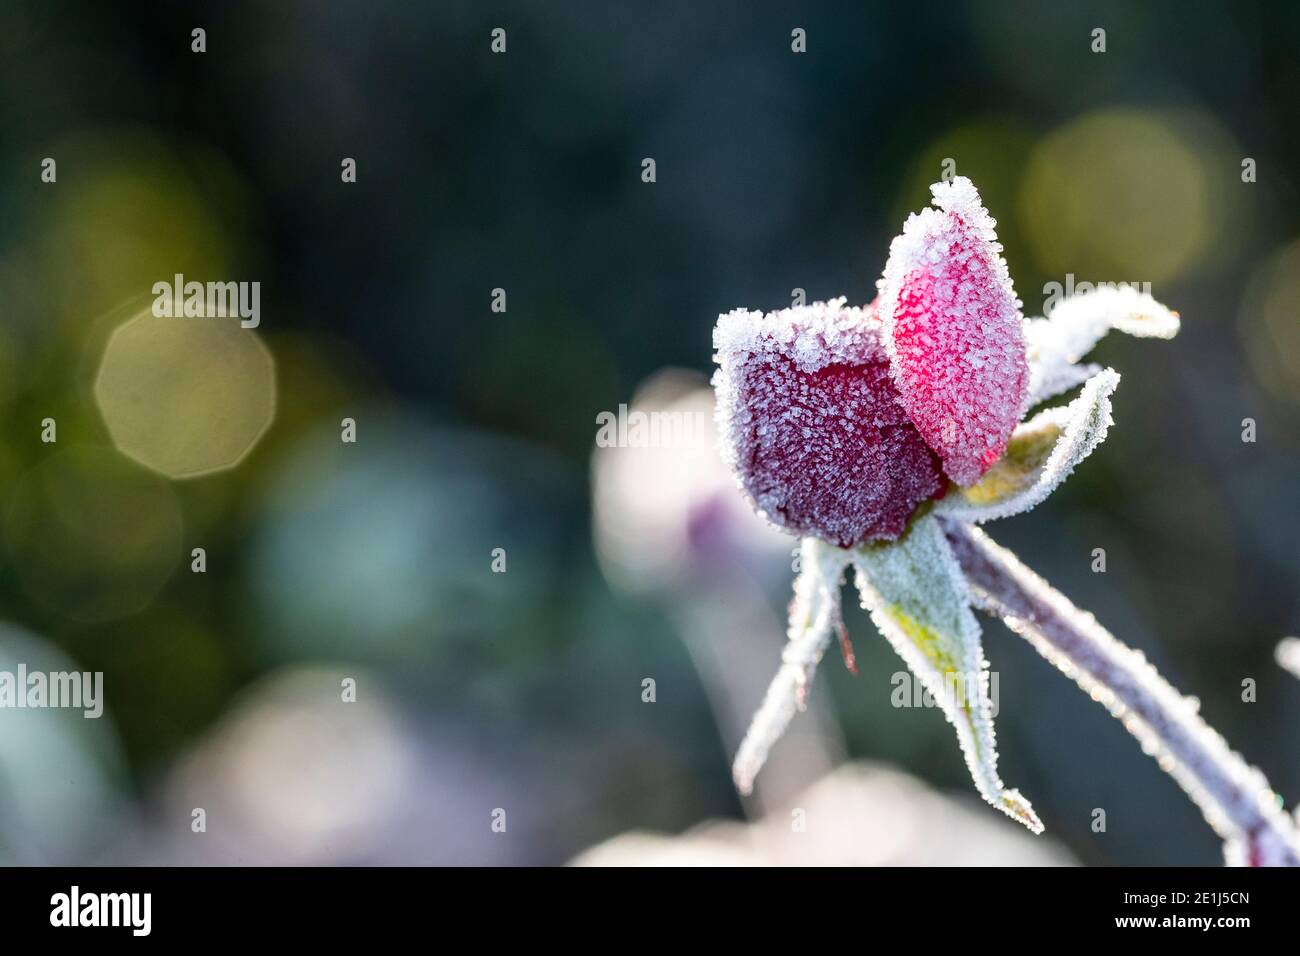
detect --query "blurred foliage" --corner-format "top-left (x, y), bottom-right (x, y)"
top-left (0, 0), bottom-right (1297, 864)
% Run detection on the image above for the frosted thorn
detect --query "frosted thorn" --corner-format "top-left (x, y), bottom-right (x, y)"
top-left (836, 619), bottom-right (858, 676)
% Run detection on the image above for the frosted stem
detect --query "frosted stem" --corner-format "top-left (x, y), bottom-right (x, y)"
top-left (943, 519), bottom-right (1300, 866)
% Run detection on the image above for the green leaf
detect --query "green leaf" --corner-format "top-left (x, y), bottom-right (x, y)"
top-left (852, 515), bottom-right (1042, 833)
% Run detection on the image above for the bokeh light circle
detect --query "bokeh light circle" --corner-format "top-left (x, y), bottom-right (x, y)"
top-left (0, 623), bottom-right (127, 863)
top-left (1020, 110), bottom-right (1216, 286)
top-left (94, 308), bottom-right (276, 478)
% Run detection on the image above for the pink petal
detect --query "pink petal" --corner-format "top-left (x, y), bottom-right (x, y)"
top-left (877, 177), bottom-right (1029, 487)
top-left (712, 298), bottom-right (944, 547)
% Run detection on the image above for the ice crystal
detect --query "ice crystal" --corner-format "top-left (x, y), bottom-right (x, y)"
top-left (1025, 285), bottom-right (1179, 407)
top-left (877, 177), bottom-right (1028, 487)
top-left (712, 298), bottom-right (944, 547)
top-left (852, 515), bottom-right (1042, 832)
top-left (938, 369), bottom-right (1119, 523)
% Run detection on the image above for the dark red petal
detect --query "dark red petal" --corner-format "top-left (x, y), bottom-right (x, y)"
top-left (713, 299), bottom-right (944, 547)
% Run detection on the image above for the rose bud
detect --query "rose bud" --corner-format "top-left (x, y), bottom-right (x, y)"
top-left (876, 177), bottom-right (1029, 487)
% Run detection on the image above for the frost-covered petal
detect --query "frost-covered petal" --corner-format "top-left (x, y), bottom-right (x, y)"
top-left (851, 515), bottom-right (1042, 833)
top-left (877, 177), bottom-right (1029, 487)
top-left (732, 538), bottom-right (851, 794)
top-left (937, 369), bottom-right (1119, 523)
top-left (1027, 285), bottom-right (1179, 406)
top-left (712, 298), bottom-right (944, 547)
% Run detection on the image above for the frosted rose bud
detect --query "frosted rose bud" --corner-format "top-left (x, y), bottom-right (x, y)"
top-left (877, 177), bottom-right (1028, 487)
top-left (712, 298), bottom-right (944, 547)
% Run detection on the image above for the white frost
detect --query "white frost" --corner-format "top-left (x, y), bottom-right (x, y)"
top-left (938, 369), bottom-right (1119, 523)
top-left (874, 176), bottom-right (1027, 487)
top-left (712, 296), bottom-right (883, 378)
top-left (1026, 285), bottom-right (1179, 406)
top-left (946, 521), bottom-right (1300, 865)
top-left (732, 538), bottom-right (851, 795)
top-left (851, 515), bottom-right (1043, 833)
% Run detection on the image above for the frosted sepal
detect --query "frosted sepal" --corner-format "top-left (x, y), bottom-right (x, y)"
top-left (732, 538), bottom-right (851, 795)
top-left (851, 515), bottom-right (1042, 833)
top-left (1027, 286), bottom-right (1179, 406)
top-left (938, 369), bottom-right (1119, 523)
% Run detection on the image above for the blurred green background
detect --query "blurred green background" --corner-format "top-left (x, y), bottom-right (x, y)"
top-left (0, 0), bottom-right (1297, 865)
